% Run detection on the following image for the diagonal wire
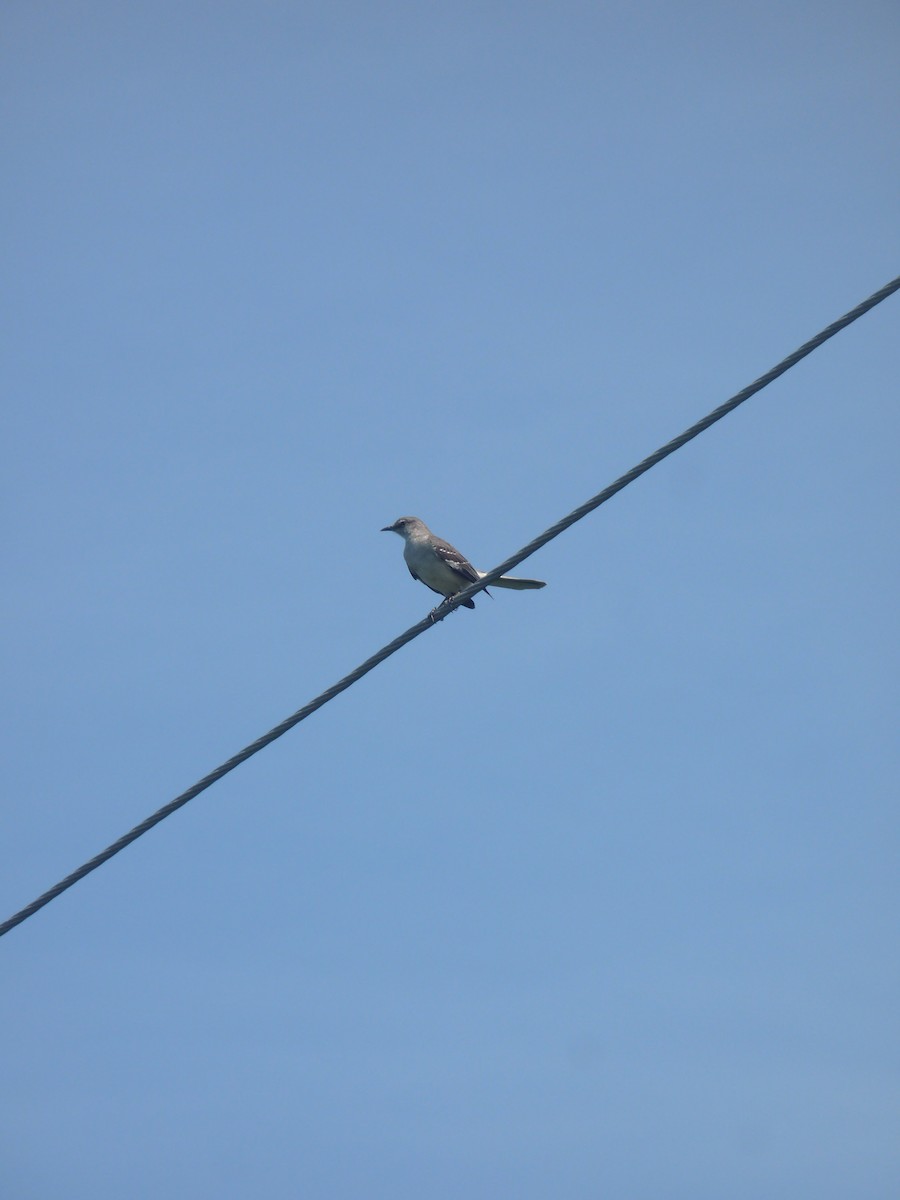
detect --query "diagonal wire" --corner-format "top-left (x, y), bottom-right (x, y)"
top-left (460, 273), bottom-right (900, 601)
top-left (2, 274), bottom-right (898, 940)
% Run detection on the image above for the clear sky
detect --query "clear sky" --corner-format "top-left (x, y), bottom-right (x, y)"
top-left (2, 3), bottom-right (898, 1196)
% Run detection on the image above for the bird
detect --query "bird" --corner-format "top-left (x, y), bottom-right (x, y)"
top-left (381, 516), bottom-right (546, 610)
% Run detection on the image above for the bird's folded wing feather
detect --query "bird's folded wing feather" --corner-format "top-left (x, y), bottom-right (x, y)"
top-left (433, 541), bottom-right (480, 584)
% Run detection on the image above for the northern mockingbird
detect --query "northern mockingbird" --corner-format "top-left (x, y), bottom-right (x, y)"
top-left (382, 516), bottom-right (546, 609)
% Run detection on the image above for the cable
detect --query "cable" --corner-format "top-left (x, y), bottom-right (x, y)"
top-left (2, 274), bottom-right (898, 940)
top-left (465, 273), bottom-right (900, 597)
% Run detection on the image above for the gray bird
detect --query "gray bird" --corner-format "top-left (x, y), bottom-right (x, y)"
top-left (382, 516), bottom-right (546, 609)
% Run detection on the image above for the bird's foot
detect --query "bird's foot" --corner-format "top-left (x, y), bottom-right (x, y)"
top-left (429, 596), bottom-right (456, 623)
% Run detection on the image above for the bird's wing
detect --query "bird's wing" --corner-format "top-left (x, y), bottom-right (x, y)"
top-left (432, 539), bottom-right (480, 585)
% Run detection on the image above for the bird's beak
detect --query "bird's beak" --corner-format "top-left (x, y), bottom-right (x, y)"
top-left (380, 525), bottom-right (393, 533)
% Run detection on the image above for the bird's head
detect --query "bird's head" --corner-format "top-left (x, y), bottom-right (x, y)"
top-left (381, 516), bottom-right (427, 540)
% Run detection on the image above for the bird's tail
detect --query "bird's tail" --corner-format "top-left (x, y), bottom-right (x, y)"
top-left (481, 574), bottom-right (546, 590)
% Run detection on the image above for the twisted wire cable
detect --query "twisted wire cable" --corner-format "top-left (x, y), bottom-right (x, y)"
top-left (2, 273), bottom-right (897, 939)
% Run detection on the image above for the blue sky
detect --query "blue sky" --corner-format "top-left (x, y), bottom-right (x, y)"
top-left (2, 3), bottom-right (898, 1196)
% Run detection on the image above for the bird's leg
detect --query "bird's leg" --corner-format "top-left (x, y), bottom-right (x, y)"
top-left (429, 596), bottom-right (456, 623)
